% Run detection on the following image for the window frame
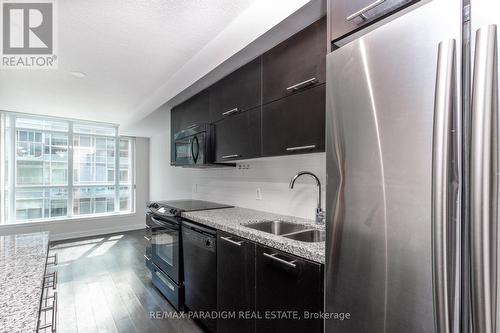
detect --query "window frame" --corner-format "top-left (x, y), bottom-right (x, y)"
top-left (1, 112), bottom-right (135, 224)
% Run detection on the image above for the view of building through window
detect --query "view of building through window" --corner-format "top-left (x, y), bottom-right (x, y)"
top-left (0, 113), bottom-right (134, 223)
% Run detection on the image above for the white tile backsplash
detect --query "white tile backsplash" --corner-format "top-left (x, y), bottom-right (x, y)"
top-left (191, 152), bottom-right (326, 220)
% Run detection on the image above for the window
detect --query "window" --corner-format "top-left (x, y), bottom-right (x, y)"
top-left (0, 113), bottom-right (135, 224)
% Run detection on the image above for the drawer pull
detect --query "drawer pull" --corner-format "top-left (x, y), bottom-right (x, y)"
top-left (47, 253), bottom-right (57, 266)
top-left (286, 78), bottom-right (317, 92)
top-left (221, 154), bottom-right (241, 159)
top-left (286, 145), bottom-right (316, 152)
top-left (144, 254), bottom-right (151, 261)
top-left (263, 252), bottom-right (297, 268)
top-left (220, 236), bottom-right (244, 246)
top-left (222, 108), bottom-right (240, 116)
top-left (144, 235), bottom-right (152, 241)
top-left (346, 0), bottom-right (387, 21)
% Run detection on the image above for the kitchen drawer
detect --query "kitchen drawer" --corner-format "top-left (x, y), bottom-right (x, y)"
top-left (152, 263), bottom-right (183, 311)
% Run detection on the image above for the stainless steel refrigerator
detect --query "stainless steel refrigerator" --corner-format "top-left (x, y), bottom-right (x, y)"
top-left (325, 0), bottom-right (499, 332)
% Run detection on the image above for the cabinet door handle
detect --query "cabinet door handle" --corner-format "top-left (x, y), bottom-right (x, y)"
top-left (263, 252), bottom-right (297, 268)
top-left (221, 154), bottom-right (241, 159)
top-left (144, 254), bottom-right (151, 261)
top-left (286, 78), bottom-right (317, 92)
top-left (346, 0), bottom-right (386, 21)
top-left (144, 236), bottom-right (152, 241)
top-left (220, 236), bottom-right (244, 246)
top-left (286, 145), bottom-right (316, 152)
top-left (222, 108), bottom-right (240, 116)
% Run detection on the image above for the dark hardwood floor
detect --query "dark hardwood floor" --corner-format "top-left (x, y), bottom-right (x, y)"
top-left (49, 230), bottom-right (204, 333)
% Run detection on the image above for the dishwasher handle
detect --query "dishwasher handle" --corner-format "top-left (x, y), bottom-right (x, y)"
top-left (182, 220), bottom-right (217, 235)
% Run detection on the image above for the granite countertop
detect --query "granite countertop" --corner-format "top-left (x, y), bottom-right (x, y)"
top-left (0, 232), bottom-right (50, 333)
top-left (182, 207), bottom-right (325, 263)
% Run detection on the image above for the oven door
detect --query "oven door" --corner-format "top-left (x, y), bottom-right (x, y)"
top-left (174, 133), bottom-right (205, 166)
top-left (149, 214), bottom-right (181, 284)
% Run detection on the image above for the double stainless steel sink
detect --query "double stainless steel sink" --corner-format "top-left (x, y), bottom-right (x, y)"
top-left (244, 220), bottom-right (325, 243)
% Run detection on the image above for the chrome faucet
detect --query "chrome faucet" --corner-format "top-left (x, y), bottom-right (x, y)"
top-left (289, 171), bottom-right (325, 224)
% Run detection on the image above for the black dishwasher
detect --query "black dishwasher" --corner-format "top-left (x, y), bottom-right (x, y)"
top-left (182, 221), bottom-right (217, 333)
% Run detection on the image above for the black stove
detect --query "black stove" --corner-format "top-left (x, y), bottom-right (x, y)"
top-left (147, 200), bottom-right (233, 217)
top-left (145, 199), bottom-right (232, 312)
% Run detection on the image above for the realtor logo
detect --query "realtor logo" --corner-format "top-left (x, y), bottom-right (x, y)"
top-left (1, 0), bottom-right (57, 68)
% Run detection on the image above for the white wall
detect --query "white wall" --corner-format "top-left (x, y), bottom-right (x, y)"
top-left (0, 137), bottom-right (150, 241)
top-left (149, 105), bottom-right (192, 201)
top-left (191, 153), bottom-right (326, 220)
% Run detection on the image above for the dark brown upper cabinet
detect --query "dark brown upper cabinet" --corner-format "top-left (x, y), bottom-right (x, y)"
top-left (214, 107), bottom-right (261, 162)
top-left (171, 89), bottom-right (210, 135)
top-left (262, 16), bottom-right (326, 104)
top-left (329, 0), bottom-right (417, 43)
top-left (262, 84), bottom-right (325, 157)
top-left (210, 58), bottom-right (262, 123)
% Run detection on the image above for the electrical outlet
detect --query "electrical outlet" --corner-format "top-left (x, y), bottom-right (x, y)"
top-left (255, 188), bottom-right (262, 200)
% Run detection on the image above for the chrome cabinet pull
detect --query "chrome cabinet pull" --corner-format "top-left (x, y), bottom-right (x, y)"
top-left (346, 0), bottom-right (386, 21)
top-left (286, 78), bottom-right (317, 92)
top-left (470, 24), bottom-right (498, 333)
top-left (144, 254), bottom-right (151, 261)
top-left (431, 39), bottom-right (457, 333)
top-left (221, 154), bottom-right (241, 159)
top-left (263, 252), bottom-right (297, 268)
top-left (144, 236), bottom-right (152, 241)
top-left (286, 145), bottom-right (316, 151)
top-left (220, 236), bottom-right (244, 246)
top-left (222, 108), bottom-right (240, 116)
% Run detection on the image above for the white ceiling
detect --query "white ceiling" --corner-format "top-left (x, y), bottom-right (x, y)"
top-left (0, 0), bottom-right (256, 125)
top-left (0, 0), bottom-right (322, 136)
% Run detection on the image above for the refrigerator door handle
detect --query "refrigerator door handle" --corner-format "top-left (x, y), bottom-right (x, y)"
top-left (432, 39), bottom-right (456, 333)
top-left (470, 24), bottom-right (498, 333)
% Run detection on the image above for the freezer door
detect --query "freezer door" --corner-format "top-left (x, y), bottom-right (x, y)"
top-left (325, 0), bottom-right (462, 332)
top-left (470, 2), bottom-right (500, 332)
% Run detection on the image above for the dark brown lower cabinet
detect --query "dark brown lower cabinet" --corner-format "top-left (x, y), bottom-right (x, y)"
top-left (217, 232), bottom-right (256, 333)
top-left (214, 107), bottom-right (262, 162)
top-left (262, 84), bottom-right (325, 157)
top-left (256, 245), bottom-right (324, 333)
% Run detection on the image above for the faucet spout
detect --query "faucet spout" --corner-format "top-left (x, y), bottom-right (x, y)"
top-left (289, 171), bottom-right (324, 224)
